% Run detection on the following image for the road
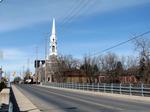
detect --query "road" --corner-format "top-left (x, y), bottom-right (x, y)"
top-left (16, 84), bottom-right (150, 112)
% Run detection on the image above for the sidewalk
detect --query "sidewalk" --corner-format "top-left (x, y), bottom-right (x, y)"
top-left (0, 88), bottom-right (10, 105)
top-left (11, 85), bottom-right (41, 112)
top-left (0, 88), bottom-right (10, 111)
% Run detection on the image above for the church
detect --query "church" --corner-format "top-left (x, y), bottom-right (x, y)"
top-left (45, 18), bottom-right (58, 82)
top-left (36, 18), bottom-right (58, 83)
top-left (36, 19), bottom-right (88, 83)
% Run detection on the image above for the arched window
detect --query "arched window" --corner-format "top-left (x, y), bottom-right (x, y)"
top-left (52, 46), bottom-right (55, 52)
top-left (48, 77), bottom-right (50, 81)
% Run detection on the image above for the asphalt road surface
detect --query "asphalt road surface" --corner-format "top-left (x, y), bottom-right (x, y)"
top-left (16, 84), bottom-right (150, 112)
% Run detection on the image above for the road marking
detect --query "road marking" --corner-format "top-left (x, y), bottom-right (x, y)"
top-left (35, 86), bottom-right (124, 111)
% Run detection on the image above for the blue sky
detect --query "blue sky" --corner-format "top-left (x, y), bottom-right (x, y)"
top-left (0, 0), bottom-right (150, 78)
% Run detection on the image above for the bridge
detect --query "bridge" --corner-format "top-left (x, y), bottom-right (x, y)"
top-left (11, 84), bottom-right (150, 112)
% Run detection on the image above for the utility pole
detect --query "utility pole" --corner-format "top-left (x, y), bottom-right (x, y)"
top-left (27, 58), bottom-right (30, 70)
top-left (0, 51), bottom-right (3, 82)
top-left (36, 46), bottom-right (38, 84)
top-left (45, 35), bottom-right (48, 83)
top-left (0, 50), bottom-right (3, 60)
top-left (22, 65), bottom-right (25, 83)
top-left (7, 72), bottom-right (10, 87)
top-left (0, 66), bottom-right (3, 82)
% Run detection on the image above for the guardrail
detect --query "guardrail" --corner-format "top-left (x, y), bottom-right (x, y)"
top-left (42, 82), bottom-right (150, 97)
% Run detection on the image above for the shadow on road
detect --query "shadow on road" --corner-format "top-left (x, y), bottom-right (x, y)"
top-left (10, 87), bottom-right (20, 112)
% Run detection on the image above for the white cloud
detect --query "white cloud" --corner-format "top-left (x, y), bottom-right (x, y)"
top-left (0, 0), bottom-right (149, 73)
top-left (0, 48), bottom-right (34, 74)
top-left (0, 47), bottom-right (38, 73)
top-left (2, 48), bottom-right (27, 60)
top-left (86, 0), bottom-right (149, 15)
top-left (0, 0), bottom-right (149, 32)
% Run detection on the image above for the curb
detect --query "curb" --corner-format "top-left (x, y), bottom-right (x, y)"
top-left (11, 85), bottom-right (41, 112)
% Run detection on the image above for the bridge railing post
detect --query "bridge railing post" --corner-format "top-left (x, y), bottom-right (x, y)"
top-left (72, 83), bottom-right (73, 89)
top-left (74, 83), bottom-right (76, 89)
top-left (111, 83), bottom-right (113, 93)
top-left (98, 83), bottom-right (99, 92)
top-left (141, 83), bottom-right (144, 96)
top-left (129, 84), bottom-right (132, 95)
top-left (104, 83), bottom-right (106, 93)
top-left (120, 83), bottom-right (122, 94)
top-left (83, 83), bottom-right (84, 91)
top-left (92, 83), bottom-right (94, 92)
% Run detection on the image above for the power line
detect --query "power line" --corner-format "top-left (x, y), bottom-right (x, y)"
top-left (46, 0), bottom-right (96, 37)
top-left (91, 30), bottom-right (150, 56)
top-left (44, 0), bottom-right (87, 36)
top-left (58, 0), bottom-right (92, 34)
top-left (65, 0), bottom-right (95, 24)
top-left (59, 0), bottom-right (84, 27)
top-left (60, 0), bottom-right (88, 26)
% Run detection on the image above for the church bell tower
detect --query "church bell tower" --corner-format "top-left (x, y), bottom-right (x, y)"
top-left (50, 18), bottom-right (57, 56)
top-left (46, 18), bottom-right (57, 82)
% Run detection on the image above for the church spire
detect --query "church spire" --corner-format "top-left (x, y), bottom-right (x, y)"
top-left (52, 18), bottom-right (56, 35)
top-left (50, 18), bottom-right (57, 56)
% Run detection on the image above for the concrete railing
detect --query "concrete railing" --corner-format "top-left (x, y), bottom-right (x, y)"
top-left (0, 88), bottom-right (10, 112)
top-left (42, 82), bottom-right (150, 97)
top-left (11, 85), bottom-right (41, 112)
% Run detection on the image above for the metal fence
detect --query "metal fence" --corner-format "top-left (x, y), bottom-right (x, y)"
top-left (42, 82), bottom-right (150, 97)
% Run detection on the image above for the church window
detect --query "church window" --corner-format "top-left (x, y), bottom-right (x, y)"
top-left (52, 46), bottom-right (55, 52)
top-left (48, 77), bottom-right (50, 81)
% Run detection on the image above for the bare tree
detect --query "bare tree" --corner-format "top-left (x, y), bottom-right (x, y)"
top-left (80, 56), bottom-right (99, 83)
top-left (126, 56), bottom-right (138, 69)
top-left (125, 56), bottom-right (138, 77)
top-left (53, 55), bottom-right (80, 82)
top-left (134, 38), bottom-right (150, 83)
top-left (104, 52), bottom-right (118, 71)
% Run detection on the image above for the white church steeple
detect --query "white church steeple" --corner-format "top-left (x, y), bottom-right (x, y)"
top-left (50, 18), bottom-right (57, 56)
